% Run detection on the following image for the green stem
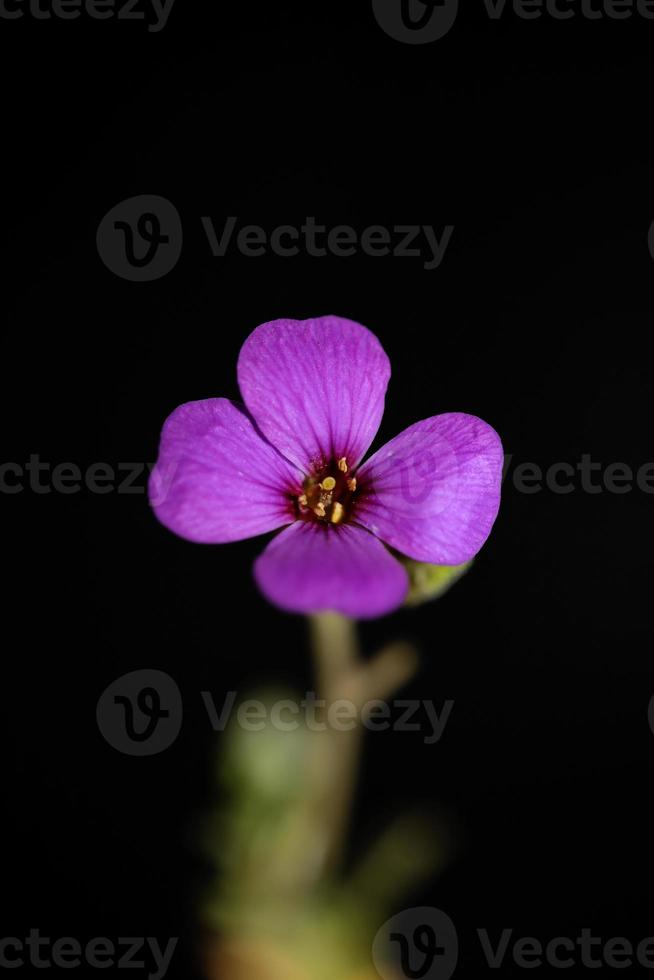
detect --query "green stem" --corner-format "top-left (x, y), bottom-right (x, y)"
top-left (308, 612), bottom-right (363, 875)
top-left (307, 614), bottom-right (420, 878)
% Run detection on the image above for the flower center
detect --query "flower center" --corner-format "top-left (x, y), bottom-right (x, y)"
top-left (296, 456), bottom-right (359, 525)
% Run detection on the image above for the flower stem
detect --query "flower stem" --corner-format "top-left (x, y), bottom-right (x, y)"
top-left (309, 612), bottom-right (363, 875)
top-left (307, 613), bottom-right (420, 877)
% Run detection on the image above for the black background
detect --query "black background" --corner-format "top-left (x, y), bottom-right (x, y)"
top-left (2, 1), bottom-right (653, 977)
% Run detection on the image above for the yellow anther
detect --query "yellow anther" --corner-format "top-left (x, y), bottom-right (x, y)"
top-left (330, 502), bottom-right (345, 524)
top-left (314, 502), bottom-right (326, 518)
top-left (337, 457), bottom-right (348, 473)
top-left (347, 477), bottom-right (357, 492)
top-left (298, 494), bottom-right (308, 507)
top-left (321, 476), bottom-right (336, 491)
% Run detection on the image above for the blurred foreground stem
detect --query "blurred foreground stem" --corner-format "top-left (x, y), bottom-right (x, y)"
top-left (202, 618), bottom-right (431, 979)
top-left (308, 614), bottom-right (418, 877)
top-left (309, 613), bottom-right (362, 875)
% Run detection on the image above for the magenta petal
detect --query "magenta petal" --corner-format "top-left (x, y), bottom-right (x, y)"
top-left (254, 522), bottom-right (409, 618)
top-left (237, 315), bottom-right (391, 472)
top-left (149, 398), bottom-right (302, 543)
top-left (356, 413), bottom-right (504, 565)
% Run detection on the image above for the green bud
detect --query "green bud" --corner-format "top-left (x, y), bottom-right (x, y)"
top-left (402, 559), bottom-right (472, 607)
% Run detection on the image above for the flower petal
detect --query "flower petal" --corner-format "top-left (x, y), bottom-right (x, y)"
top-left (149, 398), bottom-right (302, 543)
top-left (254, 522), bottom-right (408, 619)
top-left (237, 316), bottom-right (391, 472)
top-left (356, 413), bottom-right (503, 565)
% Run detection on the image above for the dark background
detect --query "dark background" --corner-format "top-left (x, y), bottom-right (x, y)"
top-left (2, 1), bottom-right (653, 977)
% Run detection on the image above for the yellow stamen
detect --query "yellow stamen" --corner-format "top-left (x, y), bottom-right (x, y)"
top-left (298, 494), bottom-right (308, 507)
top-left (330, 502), bottom-right (345, 524)
top-left (337, 457), bottom-right (348, 473)
top-left (314, 502), bottom-right (326, 518)
top-left (321, 476), bottom-right (336, 491)
top-left (347, 477), bottom-right (357, 492)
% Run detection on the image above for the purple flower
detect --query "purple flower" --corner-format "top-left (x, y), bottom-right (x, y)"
top-left (149, 316), bottom-right (503, 618)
